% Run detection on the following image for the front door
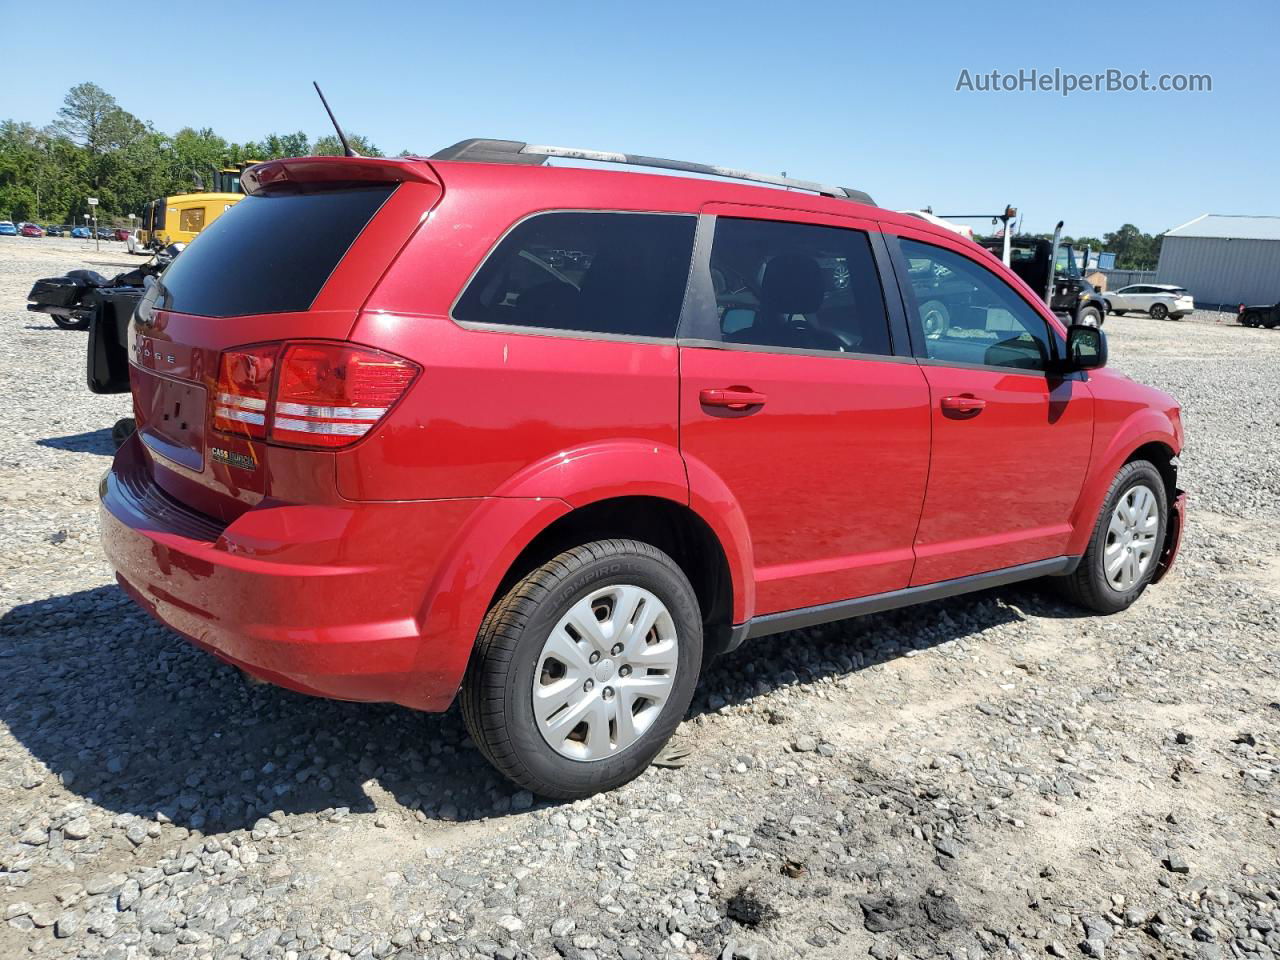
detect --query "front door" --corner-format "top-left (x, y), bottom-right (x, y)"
top-left (679, 207), bottom-right (932, 615)
top-left (885, 228), bottom-right (1094, 585)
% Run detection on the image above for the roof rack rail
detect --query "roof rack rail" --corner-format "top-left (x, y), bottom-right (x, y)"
top-left (429, 139), bottom-right (874, 206)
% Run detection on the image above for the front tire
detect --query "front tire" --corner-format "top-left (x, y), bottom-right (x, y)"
top-left (52, 314), bottom-right (90, 330)
top-left (1058, 461), bottom-right (1167, 614)
top-left (461, 539), bottom-right (703, 800)
top-left (1077, 306), bottom-right (1103, 328)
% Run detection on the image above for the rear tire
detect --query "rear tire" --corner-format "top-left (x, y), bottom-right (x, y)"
top-left (52, 314), bottom-right (90, 330)
top-left (1058, 461), bottom-right (1167, 614)
top-left (1149, 302), bottom-right (1169, 320)
top-left (461, 539), bottom-right (703, 800)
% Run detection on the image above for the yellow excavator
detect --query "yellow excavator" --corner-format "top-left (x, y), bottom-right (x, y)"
top-left (129, 163), bottom-right (256, 253)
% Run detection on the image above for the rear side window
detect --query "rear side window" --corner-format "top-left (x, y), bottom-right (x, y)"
top-left (156, 185), bottom-right (394, 317)
top-left (453, 212), bottom-right (696, 339)
top-left (708, 218), bottom-right (891, 356)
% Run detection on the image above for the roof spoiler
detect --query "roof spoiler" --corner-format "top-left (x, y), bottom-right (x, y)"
top-left (241, 156), bottom-right (438, 195)
top-left (430, 139), bottom-right (874, 205)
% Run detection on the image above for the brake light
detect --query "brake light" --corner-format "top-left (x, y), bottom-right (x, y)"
top-left (273, 344), bottom-right (418, 448)
top-left (211, 342), bottom-right (419, 449)
top-left (213, 345), bottom-right (276, 439)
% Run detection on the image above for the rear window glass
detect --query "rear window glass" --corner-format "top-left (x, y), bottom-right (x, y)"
top-left (156, 185), bottom-right (394, 317)
top-left (453, 212), bottom-right (696, 339)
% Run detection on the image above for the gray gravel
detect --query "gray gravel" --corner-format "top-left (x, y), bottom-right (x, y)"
top-left (2, 235), bottom-right (1279, 960)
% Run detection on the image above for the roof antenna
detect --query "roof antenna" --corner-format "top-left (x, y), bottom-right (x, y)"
top-left (313, 81), bottom-right (360, 157)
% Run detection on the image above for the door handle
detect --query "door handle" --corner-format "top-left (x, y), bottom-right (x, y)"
top-left (940, 394), bottom-right (986, 414)
top-left (700, 387), bottom-right (767, 410)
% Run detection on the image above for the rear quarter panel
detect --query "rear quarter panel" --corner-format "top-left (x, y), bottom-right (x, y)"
top-left (344, 172), bottom-right (691, 502)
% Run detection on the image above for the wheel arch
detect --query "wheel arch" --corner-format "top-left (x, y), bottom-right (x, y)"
top-left (412, 440), bottom-right (756, 706)
top-left (1124, 440), bottom-right (1179, 502)
top-left (487, 495), bottom-right (739, 661)
top-left (1067, 422), bottom-right (1180, 557)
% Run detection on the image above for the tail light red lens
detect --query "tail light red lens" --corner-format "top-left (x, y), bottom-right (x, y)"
top-left (213, 345), bottom-right (276, 439)
top-left (211, 342), bottom-right (419, 449)
top-left (273, 344), bottom-right (419, 448)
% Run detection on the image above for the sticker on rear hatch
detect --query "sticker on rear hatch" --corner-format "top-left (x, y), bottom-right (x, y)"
top-left (210, 446), bottom-right (256, 471)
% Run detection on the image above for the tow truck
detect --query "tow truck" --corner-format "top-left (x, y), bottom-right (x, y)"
top-left (976, 219), bottom-right (1108, 328)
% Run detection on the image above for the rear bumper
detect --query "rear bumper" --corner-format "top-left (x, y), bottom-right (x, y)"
top-left (99, 436), bottom-right (481, 711)
top-left (1153, 488), bottom-right (1187, 583)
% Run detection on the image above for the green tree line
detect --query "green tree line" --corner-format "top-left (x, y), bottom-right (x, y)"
top-left (0, 82), bottom-right (399, 225)
top-left (1026, 225), bottom-right (1164, 271)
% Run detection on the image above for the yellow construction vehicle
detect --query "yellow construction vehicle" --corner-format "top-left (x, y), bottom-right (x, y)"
top-left (130, 164), bottom-right (256, 252)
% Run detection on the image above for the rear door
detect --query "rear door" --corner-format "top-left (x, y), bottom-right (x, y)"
top-left (128, 162), bottom-right (439, 521)
top-left (678, 206), bottom-right (931, 615)
top-left (883, 226), bottom-right (1093, 584)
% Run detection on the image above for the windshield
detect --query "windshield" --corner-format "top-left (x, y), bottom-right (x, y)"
top-left (1054, 245), bottom-right (1081, 278)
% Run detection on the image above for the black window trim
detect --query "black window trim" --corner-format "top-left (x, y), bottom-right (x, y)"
top-left (447, 208), bottom-right (699, 345)
top-left (882, 231), bottom-right (1066, 376)
top-left (675, 212), bottom-right (912, 362)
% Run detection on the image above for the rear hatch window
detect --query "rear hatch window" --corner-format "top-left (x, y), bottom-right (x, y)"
top-left (154, 184), bottom-right (395, 317)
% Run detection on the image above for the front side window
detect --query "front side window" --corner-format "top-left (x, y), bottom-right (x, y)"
top-left (453, 212), bottom-right (696, 339)
top-left (899, 238), bottom-right (1054, 371)
top-left (707, 217), bottom-right (891, 355)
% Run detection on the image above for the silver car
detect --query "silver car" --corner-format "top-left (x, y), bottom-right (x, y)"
top-left (1105, 283), bottom-right (1194, 320)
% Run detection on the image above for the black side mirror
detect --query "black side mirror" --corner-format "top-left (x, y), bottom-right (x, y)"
top-left (1066, 323), bottom-right (1107, 370)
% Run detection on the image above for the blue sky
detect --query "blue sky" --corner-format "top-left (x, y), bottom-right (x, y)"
top-left (2, 0), bottom-right (1274, 237)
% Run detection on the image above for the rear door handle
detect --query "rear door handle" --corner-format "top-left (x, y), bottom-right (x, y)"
top-left (700, 387), bottom-right (767, 410)
top-left (940, 394), bottom-right (987, 414)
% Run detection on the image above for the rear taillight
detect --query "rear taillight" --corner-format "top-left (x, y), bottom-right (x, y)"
top-left (213, 345), bottom-right (276, 439)
top-left (273, 343), bottom-right (419, 448)
top-left (212, 341), bottom-right (419, 450)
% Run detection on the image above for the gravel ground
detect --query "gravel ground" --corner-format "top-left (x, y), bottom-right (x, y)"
top-left (2, 234), bottom-right (1278, 960)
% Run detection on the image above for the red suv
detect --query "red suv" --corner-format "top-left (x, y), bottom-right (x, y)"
top-left (101, 141), bottom-right (1186, 799)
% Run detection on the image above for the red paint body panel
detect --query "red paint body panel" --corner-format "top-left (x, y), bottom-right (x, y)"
top-left (100, 433), bottom-right (484, 709)
top-left (1063, 368), bottom-right (1184, 558)
top-left (680, 344), bottom-right (931, 614)
top-left (337, 315), bottom-right (680, 502)
top-left (1153, 490), bottom-right (1187, 583)
top-left (100, 155), bottom-right (1187, 713)
top-left (910, 365), bottom-right (1094, 583)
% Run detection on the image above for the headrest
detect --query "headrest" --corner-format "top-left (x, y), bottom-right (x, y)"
top-left (761, 254), bottom-right (824, 315)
